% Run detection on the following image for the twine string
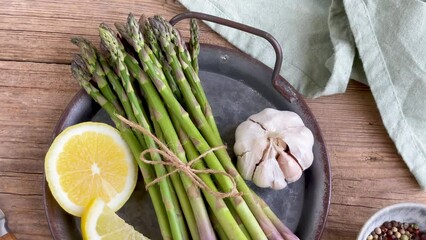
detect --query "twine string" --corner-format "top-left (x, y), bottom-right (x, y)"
top-left (117, 114), bottom-right (240, 198)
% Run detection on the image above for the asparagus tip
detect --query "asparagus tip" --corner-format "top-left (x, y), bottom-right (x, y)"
top-left (138, 14), bottom-right (147, 30)
top-left (126, 13), bottom-right (144, 51)
top-left (71, 59), bottom-right (91, 83)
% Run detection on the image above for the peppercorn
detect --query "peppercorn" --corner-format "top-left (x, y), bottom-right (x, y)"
top-left (395, 232), bottom-right (401, 238)
top-left (367, 235), bottom-right (374, 240)
top-left (375, 228), bottom-right (382, 235)
top-left (384, 222), bottom-right (392, 229)
top-left (400, 234), bottom-right (409, 240)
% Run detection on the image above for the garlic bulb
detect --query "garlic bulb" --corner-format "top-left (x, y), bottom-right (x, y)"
top-left (234, 108), bottom-right (314, 190)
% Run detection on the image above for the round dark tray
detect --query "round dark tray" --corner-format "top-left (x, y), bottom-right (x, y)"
top-left (44, 42), bottom-right (331, 240)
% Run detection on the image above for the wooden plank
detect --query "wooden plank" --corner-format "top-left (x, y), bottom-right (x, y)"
top-left (0, 61), bottom-right (78, 179)
top-left (306, 84), bottom-right (426, 237)
top-left (0, 0), bottom-right (231, 63)
top-left (0, 60), bottom-right (76, 239)
top-left (0, 194), bottom-right (51, 239)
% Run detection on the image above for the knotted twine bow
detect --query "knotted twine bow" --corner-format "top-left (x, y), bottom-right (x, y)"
top-left (118, 115), bottom-right (241, 198)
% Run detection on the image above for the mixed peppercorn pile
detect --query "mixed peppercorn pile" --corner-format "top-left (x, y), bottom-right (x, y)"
top-left (367, 221), bottom-right (426, 240)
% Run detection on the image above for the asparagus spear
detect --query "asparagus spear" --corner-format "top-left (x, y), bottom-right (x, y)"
top-left (254, 193), bottom-right (299, 240)
top-left (224, 198), bottom-right (251, 239)
top-left (208, 207), bottom-right (229, 240)
top-left (99, 24), bottom-right (186, 240)
top-left (71, 60), bottom-right (172, 240)
top-left (189, 19), bottom-right (200, 74)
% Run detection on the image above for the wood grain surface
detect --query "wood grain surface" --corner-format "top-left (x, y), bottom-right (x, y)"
top-left (0, 0), bottom-right (425, 239)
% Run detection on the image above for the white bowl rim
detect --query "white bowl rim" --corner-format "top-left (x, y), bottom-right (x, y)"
top-left (357, 202), bottom-right (426, 240)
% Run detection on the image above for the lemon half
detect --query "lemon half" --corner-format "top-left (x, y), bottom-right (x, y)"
top-left (45, 122), bottom-right (137, 217)
top-left (82, 198), bottom-right (149, 240)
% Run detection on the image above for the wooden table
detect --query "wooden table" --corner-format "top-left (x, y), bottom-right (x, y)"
top-left (1, 0), bottom-right (425, 239)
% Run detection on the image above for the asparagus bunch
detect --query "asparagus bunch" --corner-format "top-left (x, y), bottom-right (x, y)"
top-left (71, 13), bottom-right (298, 240)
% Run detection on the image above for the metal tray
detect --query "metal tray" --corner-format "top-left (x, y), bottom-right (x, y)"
top-left (43, 12), bottom-right (331, 240)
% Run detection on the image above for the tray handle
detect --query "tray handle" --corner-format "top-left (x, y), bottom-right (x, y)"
top-left (170, 12), bottom-right (296, 102)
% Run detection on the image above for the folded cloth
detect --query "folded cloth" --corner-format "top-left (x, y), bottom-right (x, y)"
top-left (178, 0), bottom-right (426, 188)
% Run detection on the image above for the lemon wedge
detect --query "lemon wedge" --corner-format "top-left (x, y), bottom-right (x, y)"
top-left (45, 122), bottom-right (137, 217)
top-left (82, 198), bottom-right (149, 240)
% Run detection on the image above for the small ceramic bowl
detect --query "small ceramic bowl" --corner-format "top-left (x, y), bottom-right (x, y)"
top-left (357, 203), bottom-right (426, 240)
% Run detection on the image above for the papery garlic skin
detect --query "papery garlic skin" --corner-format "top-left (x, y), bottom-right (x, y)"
top-left (235, 120), bottom-right (268, 179)
top-left (234, 108), bottom-right (314, 190)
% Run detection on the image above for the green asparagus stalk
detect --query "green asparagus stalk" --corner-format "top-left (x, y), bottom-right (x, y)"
top-left (71, 60), bottom-right (172, 240)
top-left (224, 198), bottom-right (251, 239)
top-left (254, 193), bottom-right (299, 240)
top-left (208, 207), bottom-right (229, 240)
top-left (189, 19), bottom-right (200, 74)
top-left (99, 23), bottom-right (185, 240)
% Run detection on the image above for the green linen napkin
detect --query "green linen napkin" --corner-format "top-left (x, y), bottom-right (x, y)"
top-left (178, 0), bottom-right (426, 188)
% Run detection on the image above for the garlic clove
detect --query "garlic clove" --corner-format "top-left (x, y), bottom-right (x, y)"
top-left (234, 120), bottom-right (268, 181)
top-left (279, 127), bottom-right (314, 170)
top-left (277, 150), bottom-right (303, 183)
top-left (234, 120), bottom-right (267, 154)
top-left (252, 144), bottom-right (287, 190)
top-left (237, 151), bottom-right (261, 180)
